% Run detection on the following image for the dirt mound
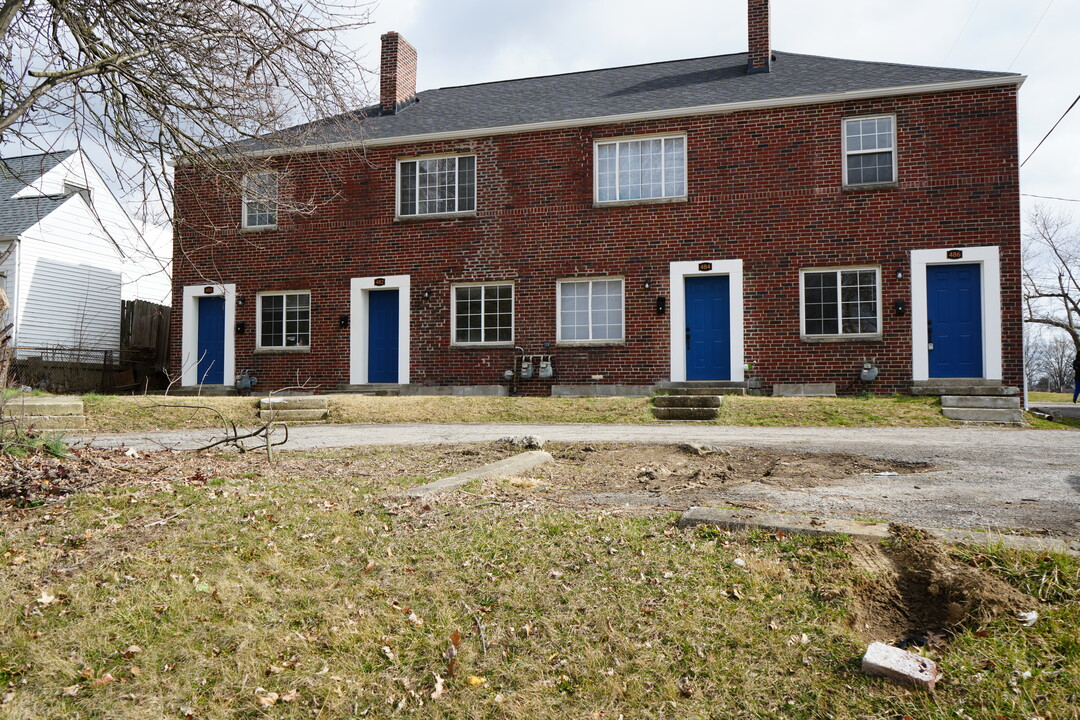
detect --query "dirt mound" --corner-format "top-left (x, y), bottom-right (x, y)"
top-left (845, 524), bottom-right (1035, 643)
top-left (547, 443), bottom-right (930, 499)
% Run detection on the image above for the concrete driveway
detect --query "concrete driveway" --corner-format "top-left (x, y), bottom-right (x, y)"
top-left (75, 423), bottom-right (1080, 542)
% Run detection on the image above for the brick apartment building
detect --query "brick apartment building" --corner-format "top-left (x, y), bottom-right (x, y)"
top-left (170, 0), bottom-right (1024, 397)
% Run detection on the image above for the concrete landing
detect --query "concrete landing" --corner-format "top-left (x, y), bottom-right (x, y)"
top-left (401, 450), bottom-right (553, 498)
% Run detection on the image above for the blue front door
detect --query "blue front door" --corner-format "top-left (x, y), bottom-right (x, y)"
top-left (927, 263), bottom-right (983, 378)
top-left (368, 289), bottom-right (399, 383)
top-left (197, 296), bottom-right (226, 385)
top-left (685, 275), bottom-right (731, 381)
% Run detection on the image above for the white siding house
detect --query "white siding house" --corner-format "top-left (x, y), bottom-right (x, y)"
top-left (0, 150), bottom-right (170, 360)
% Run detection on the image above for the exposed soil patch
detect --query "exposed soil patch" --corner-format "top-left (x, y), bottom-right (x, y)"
top-left (534, 442), bottom-right (931, 504)
top-left (843, 524), bottom-right (1035, 644)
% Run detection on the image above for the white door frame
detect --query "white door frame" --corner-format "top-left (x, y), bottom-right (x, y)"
top-left (350, 275), bottom-right (411, 384)
top-left (910, 246), bottom-right (1001, 381)
top-left (668, 259), bottom-right (744, 382)
top-left (180, 283), bottom-right (236, 387)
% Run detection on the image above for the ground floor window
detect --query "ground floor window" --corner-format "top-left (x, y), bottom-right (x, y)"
top-left (558, 277), bottom-right (624, 342)
top-left (258, 291), bottom-right (310, 348)
top-left (801, 268), bottom-right (880, 337)
top-left (452, 283), bottom-right (513, 344)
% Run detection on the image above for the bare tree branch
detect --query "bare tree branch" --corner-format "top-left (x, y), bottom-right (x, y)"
top-left (1, 0), bottom-right (374, 229)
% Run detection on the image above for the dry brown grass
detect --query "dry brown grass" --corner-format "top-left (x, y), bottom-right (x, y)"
top-left (78, 393), bottom-right (958, 434)
top-left (1, 445), bottom-right (1077, 719)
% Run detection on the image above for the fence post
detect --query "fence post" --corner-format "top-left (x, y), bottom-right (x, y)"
top-left (102, 350), bottom-right (113, 393)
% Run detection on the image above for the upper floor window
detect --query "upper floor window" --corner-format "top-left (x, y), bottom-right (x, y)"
top-left (398, 155), bottom-right (476, 217)
top-left (558, 277), bottom-right (624, 343)
top-left (801, 268), bottom-right (880, 337)
top-left (243, 171), bottom-right (278, 228)
top-left (258, 290), bottom-right (310, 349)
top-left (452, 283), bottom-right (513, 344)
top-left (595, 135), bottom-right (685, 203)
top-left (843, 116), bottom-right (895, 187)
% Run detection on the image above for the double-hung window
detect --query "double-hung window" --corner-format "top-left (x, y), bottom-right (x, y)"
top-left (258, 291), bottom-right (310, 349)
top-left (398, 155), bottom-right (476, 217)
top-left (842, 116), bottom-right (895, 186)
top-left (558, 278), bottom-right (624, 342)
top-left (452, 283), bottom-right (513, 344)
top-left (595, 135), bottom-right (685, 203)
top-left (801, 268), bottom-right (880, 337)
top-left (243, 171), bottom-right (278, 228)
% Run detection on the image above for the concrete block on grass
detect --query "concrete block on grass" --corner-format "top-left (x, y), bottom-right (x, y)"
top-left (861, 642), bottom-right (938, 690)
top-left (402, 450), bottom-right (553, 498)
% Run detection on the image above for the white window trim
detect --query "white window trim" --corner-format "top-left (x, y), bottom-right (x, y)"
top-left (910, 246), bottom-right (1001, 382)
top-left (256, 290), bottom-right (311, 351)
top-left (395, 153), bottom-right (477, 218)
top-left (450, 282), bottom-right (515, 346)
top-left (841, 115), bottom-right (897, 188)
top-left (556, 276), bottom-right (625, 345)
top-left (799, 266), bottom-right (883, 339)
top-left (180, 284), bottom-right (236, 387)
top-left (668, 260), bottom-right (744, 383)
top-left (242, 171), bottom-right (278, 229)
top-left (593, 133), bottom-right (688, 204)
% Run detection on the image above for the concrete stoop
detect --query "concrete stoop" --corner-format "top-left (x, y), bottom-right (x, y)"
top-left (258, 396), bottom-right (329, 423)
top-left (651, 382), bottom-right (739, 420)
top-left (940, 394), bottom-right (1023, 424)
top-left (2, 396), bottom-right (86, 430)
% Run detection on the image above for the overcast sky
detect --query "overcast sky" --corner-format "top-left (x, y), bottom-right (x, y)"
top-left (352, 0), bottom-right (1077, 218)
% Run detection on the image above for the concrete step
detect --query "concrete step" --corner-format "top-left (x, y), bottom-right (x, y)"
top-left (652, 395), bottom-right (723, 408)
top-left (941, 395), bottom-right (1021, 410)
top-left (663, 387), bottom-right (746, 396)
top-left (258, 408), bottom-right (328, 422)
top-left (942, 407), bottom-right (1023, 424)
top-left (259, 396), bottom-right (328, 411)
top-left (911, 379), bottom-right (1018, 396)
top-left (655, 382), bottom-right (746, 396)
top-left (658, 381), bottom-right (746, 390)
top-left (335, 384), bottom-right (415, 396)
top-left (650, 407), bottom-right (720, 421)
top-left (2, 396), bottom-right (84, 416)
top-left (171, 385), bottom-right (237, 396)
top-left (9, 415), bottom-right (86, 430)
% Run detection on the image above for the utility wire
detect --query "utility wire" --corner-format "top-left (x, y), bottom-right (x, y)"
top-left (1023, 193), bottom-right (1080, 204)
top-left (1009, 0), bottom-right (1054, 70)
top-left (1021, 93), bottom-right (1080, 167)
top-left (943, 0), bottom-right (981, 64)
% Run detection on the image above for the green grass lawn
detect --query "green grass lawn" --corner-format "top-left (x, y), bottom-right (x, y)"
top-left (1, 447), bottom-right (1077, 719)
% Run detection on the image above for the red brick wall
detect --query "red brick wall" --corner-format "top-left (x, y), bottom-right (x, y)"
top-left (171, 84), bottom-right (1022, 395)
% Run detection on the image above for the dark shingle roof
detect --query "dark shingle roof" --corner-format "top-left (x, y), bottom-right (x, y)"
top-left (0, 151), bottom-right (76, 237)
top-left (292, 50), bottom-right (1019, 147)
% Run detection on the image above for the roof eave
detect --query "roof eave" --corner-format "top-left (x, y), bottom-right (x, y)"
top-left (232, 73), bottom-right (1027, 160)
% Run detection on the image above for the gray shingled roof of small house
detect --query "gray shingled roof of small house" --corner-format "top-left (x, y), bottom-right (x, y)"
top-left (0, 150), bottom-right (76, 238)
top-left (271, 50), bottom-right (1021, 151)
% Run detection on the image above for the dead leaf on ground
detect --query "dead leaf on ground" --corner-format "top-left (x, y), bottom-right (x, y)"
top-left (430, 673), bottom-right (446, 700)
top-left (280, 689), bottom-right (299, 703)
top-left (467, 675), bottom-right (486, 686)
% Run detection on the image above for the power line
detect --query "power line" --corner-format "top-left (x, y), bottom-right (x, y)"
top-left (1023, 193), bottom-right (1080, 204)
top-left (1020, 92), bottom-right (1080, 167)
top-left (943, 0), bottom-right (981, 64)
top-left (1009, 0), bottom-right (1054, 70)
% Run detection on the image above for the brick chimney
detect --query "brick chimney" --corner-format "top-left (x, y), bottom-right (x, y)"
top-left (747, 0), bottom-right (772, 74)
top-left (380, 31), bottom-right (417, 114)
